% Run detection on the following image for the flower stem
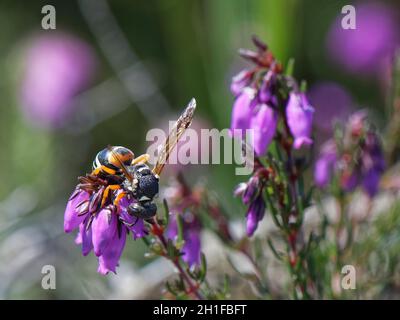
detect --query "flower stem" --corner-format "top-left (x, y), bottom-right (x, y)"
top-left (279, 110), bottom-right (311, 298)
top-left (152, 221), bottom-right (205, 300)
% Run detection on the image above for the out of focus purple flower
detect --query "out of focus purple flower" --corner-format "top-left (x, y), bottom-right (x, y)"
top-left (314, 111), bottom-right (385, 197)
top-left (314, 141), bottom-right (337, 188)
top-left (251, 104), bottom-right (278, 156)
top-left (308, 82), bottom-right (353, 133)
top-left (360, 132), bottom-right (386, 197)
top-left (246, 195), bottom-right (265, 236)
top-left (327, 1), bottom-right (399, 76)
top-left (341, 171), bottom-right (360, 193)
top-left (167, 212), bottom-right (202, 267)
top-left (286, 92), bottom-right (314, 149)
top-left (64, 188), bottom-right (147, 275)
top-left (20, 32), bottom-right (96, 129)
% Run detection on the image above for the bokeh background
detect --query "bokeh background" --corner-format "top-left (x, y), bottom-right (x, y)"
top-left (0, 0), bottom-right (399, 299)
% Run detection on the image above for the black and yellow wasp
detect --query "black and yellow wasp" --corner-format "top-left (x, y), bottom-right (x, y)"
top-left (78, 98), bottom-right (196, 222)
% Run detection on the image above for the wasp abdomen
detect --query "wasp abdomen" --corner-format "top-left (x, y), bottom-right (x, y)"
top-left (92, 146), bottom-right (134, 174)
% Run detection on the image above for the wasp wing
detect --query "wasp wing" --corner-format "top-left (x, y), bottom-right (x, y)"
top-left (152, 98), bottom-right (196, 176)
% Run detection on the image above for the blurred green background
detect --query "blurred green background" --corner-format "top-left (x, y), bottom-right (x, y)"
top-left (0, 0), bottom-right (399, 299)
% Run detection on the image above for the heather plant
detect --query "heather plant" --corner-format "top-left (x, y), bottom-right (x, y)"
top-left (61, 35), bottom-right (400, 300)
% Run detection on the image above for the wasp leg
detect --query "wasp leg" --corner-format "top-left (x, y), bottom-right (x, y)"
top-left (131, 154), bottom-right (150, 165)
top-left (127, 203), bottom-right (144, 217)
top-left (101, 184), bottom-right (121, 207)
top-left (113, 191), bottom-right (128, 211)
top-left (123, 216), bottom-right (139, 228)
top-left (91, 165), bottom-right (117, 176)
top-left (128, 202), bottom-right (157, 220)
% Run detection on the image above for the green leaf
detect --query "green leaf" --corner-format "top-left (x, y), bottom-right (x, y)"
top-left (176, 213), bottom-right (184, 244)
top-left (265, 191), bottom-right (284, 230)
top-left (141, 237), bottom-right (151, 247)
top-left (199, 252), bottom-right (207, 282)
top-left (267, 238), bottom-right (283, 261)
top-left (166, 238), bottom-right (178, 259)
top-left (165, 280), bottom-right (179, 296)
top-left (285, 58), bottom-right (295, 77)
top-left (162, 198), bottom-right (170, 226)
top-left (300, 80), bottom-right (307, 92)
top-left (223, 274), bottom-right (230, 296)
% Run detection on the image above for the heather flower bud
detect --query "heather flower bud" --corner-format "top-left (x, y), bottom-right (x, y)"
top-left (246, 196), bottom-right (266, 236)
top-left (250, 104), bottom-right (278, 156)
top-left (286, 92), bottom-right (315, 149)
top-left (230, 69), bottom-right (254, 96)
top-left (242, 176), bottom-right (260, 205)
top-left (233, 183), bottom-right (247, 197)
top-left (230, 88), bottom-right (255, 136)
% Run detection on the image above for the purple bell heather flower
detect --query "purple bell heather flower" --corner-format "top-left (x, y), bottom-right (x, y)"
top-left (98, 226), bottom-right (127, 275)
top-left (314, 141), bottom-right (337, 187)
top-left (286, 92), bottom-right (314, 149)
top-left (246, 195), bottom-right (265, 237)
top-left (167, 212), bottom-right (201, 267)
top-left (91, 207), bottom-right (117, 257)
top-left (251, 104), bottom-right (278, 156)
top-left (64, 189), bottom-right (90, 233)
top-left (79, 220), bottom-right (93, 256)
top-left (64, 186), bottom-right (147, 275)
top-left (327, 1), bottom-right (399, 76)
top-left (20, 32), bottom-right (96, 129)
top-left (230, 88), bottom-right (255, 136)
top-left (75, 229), bottom-right (82, 245)
top-left (230, 69), bottom-right (254, 96)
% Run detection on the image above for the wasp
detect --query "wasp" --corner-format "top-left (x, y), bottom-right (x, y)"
top-left (77, 98), bottom-right (196, 224)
